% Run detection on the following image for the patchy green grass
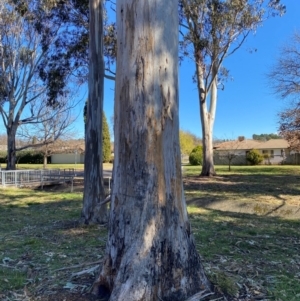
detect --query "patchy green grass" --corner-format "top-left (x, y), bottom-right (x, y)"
top-left (184, 165), bottom-right (300, 300)
top-left (188, 206), bottom-right (300, 300)
top-left (0, 165), bottom-right (299, 300)
top-left (184, 164), bottom-right (300, 176)
top-left (184, 165), bottom-right (300, 219)
top-left (0, 187), bottom-right (106, 300)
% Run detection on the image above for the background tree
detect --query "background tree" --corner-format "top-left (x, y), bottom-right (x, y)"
top-left (278, 106), bottom-right (300, 151)
top-left (218, 139), bottom-right (241, 171)
top-left (0, 0), bottom-right (86, 170)
top-left (93, 0), bottom-right (210, 299)
top-left (252, 133), bottom-right (282, 141)
top-left (102, 113), bottom-right (111, 163)
top-left (84, 100), bottom-right (111, 163)
top-left (179, 0), bottom-right (285, 176)
top-left (179, 130), bottom-right (201, 156)
top-left (81, 0), bottom-right (107, 225)
top-left (18, 99), bottom-right (76, 168)
top-left (268, 30), bottom-right (300, 150)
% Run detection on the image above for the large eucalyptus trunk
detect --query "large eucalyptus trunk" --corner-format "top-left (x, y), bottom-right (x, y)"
top-left (6, 125), bottom-right (17, 170)
top-left (93, 0), bottom-right (210, 300)
top-left (81, 0), bottom-right (107, 224)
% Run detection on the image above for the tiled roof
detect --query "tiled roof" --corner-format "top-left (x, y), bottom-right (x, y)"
top-left (214, 139), bottom-right (290, 151)
top-left (261, 139), bottom-right (289, 149)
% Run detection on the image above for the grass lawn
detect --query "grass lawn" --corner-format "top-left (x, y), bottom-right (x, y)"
top-left (0, 165), bottom-right (299, 300)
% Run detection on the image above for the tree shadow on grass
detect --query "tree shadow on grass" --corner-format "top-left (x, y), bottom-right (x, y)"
top-left (188, 207), bottom-right (300, 301)
top-left (184, 174), bottom-right (300, 218)
top-left (0, 192), bottom-right (107, 301)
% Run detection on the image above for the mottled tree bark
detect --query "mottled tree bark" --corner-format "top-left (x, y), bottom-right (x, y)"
top-left (93, 0), bottom-right (211, 300)
top-left (81, 0), bottom-right (107, 224)
top-left (6, 124), bottom-right (17, 170)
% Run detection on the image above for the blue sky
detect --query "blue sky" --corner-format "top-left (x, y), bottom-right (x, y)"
top-left (178, 0), bottom-right (300, 140)
top-left (1, 0), bottom-right (299, 141)
top-left (99, 0), bottom-right (300, 141)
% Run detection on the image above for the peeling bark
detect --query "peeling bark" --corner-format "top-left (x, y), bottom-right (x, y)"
top-left (93, 0), bottom-right (211, 300)
top-left (81, 0), bottom-right (107, 224)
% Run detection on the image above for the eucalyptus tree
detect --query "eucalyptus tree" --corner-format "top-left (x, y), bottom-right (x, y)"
top-left (80, 0), bottom-right (108, 224)
top-left (0, 0), bottom-right (86, 170)
top-left (179, 0), bottom-right (285, 176)
top-left (92, 0), bottom-right (211, 300)
top-left (17, 98), bottom-right (76, 168)
top-left (46, 0), bottom-right (114, 224)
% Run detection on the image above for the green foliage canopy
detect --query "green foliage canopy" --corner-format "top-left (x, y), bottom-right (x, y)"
top-left (83, 100), bottom-right (111, 163)
top-left (179, 130), bottom-right (201, 155)
top-left (102, 113), bottom-right (111, 163)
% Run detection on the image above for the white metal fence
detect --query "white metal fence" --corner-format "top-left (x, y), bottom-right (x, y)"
top-left (0, 169), bottom-right (111, 193)
top-left (0, 169), bottom-right (72, 187)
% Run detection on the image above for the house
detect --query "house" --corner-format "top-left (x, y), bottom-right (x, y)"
top-left (214, 138), bottom-right (294, 165)
top-left (50, 140), bottom-right (85, 164)
top-left (51, 149), bottom-right (85, 164)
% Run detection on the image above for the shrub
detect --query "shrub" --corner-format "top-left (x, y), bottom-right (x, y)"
top-left (246, 149), bottom-right (263, 165)
top-left (16, 151), bottom-right (44, 164)
top-left (0, 151), bottom-right (7, 164)
top-left (189, 145), bottom-right (203, 166)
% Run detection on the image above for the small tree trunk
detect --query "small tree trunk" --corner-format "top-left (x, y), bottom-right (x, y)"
top-left (43, 155), bottom-right (47, 169)
top-left (196, 62), bottom-right (216, 177)
top-left (81, 0), bottom-right (107, 224)
top-left (200, 111), bottom-right (216, 176)
top-left (93, 0), bottom-right (211, 300)
top-left (6, 125), bottom-right (17, 170)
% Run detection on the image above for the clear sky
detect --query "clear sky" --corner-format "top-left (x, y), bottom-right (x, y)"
top-left (178, 0), bottom-right (300, 140)
top-left (1, 0), bottom-right (299, 141)
top-left (99, 0), bottom-right (300, 141)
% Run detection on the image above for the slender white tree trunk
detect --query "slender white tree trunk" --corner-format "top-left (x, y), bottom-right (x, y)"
top-left (195, 60), bottom-right (217, 177)
top-left (93, 0), bottom-right (210, 300)
top-left (81, 0), bottom-right (107, 224)
top-left (43, 155), bottom-right (47, 169)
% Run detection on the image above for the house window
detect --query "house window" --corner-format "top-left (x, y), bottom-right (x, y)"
top-left (262, 150), bottom-right (269, 158)
top-left (262, 150), bottom-right (274, 158)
